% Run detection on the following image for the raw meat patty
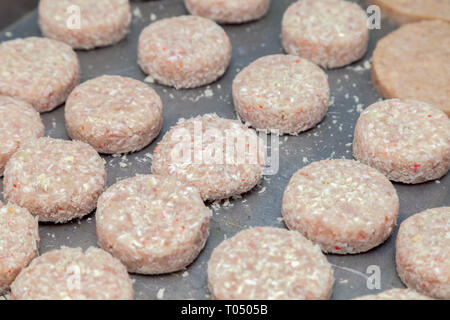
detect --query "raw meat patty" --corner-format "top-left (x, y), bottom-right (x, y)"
top-left (396, 207), bottom-right (450, 299)
top-left (3, 137), bottom-right (106, 223)
top-left (152, 114), bottom-right (265, 201)
top-left (372, 21), bottom-right (450, 115)
top-left (0, 37), bottom-right (79, 112)
top-left (96, 175), bottom-right (211, 274)
top-left (65, 75), bottom-right (163, 154)
top-left (10, 247), bottom-right (133, 300)
top-left (0, 204), bottom-right (39, 294)
top-left (282, 0), bottom-right (368, 68)
top-left (354, 288), bottom-right (434, 300)
top-left (39, 0), bottom-right (131, 50)
top-left (208, 227), bottom-right (334, 300)
top-left (138, 16), bottom-right (231, 89)
top-left (353, 99), bottom-right (450, 184)
top-left (370, 0), bottom-right (450, 25)
top-left (282, 159), bottom-right (399, 254)
top-left (184, 0), bottom-right (271, 24)
top-left (233, 54), bottom-right (329, 135)
top-left (0, 96), bottom-right (44, 176)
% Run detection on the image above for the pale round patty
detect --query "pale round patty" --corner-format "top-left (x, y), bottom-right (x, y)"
top-left (138, 15), bottom-right (231, 89)
top-left (354, 288), bottom-right (434, 300)
top-left (233, 54), bottom-right (330, 135)
top-left (372, 20), bottom-right (450, 116)
top-left (208, 227), bottom-right (334, 300)
top-left (184, 0), bottom-right (271, 24)
top-left (282, 159), bottom-right (399, 254)
top-left (0, 96), bottom-right (44, 176)
top-left (282, 0), bottom-right (368, 68)
top-left (151, 113), bottom-right (265, 201)
top-left (353, 99), bottom-right (450, 184)
top-left (0, 204), bottom-right (39, 295)
top-left (96, 174), bottom-right (211, 275)
top-left (396, 207), bottom-right (450, 300)
top-left (10, 247), bottom-right (133, 300)
top-left (65, 75), bottom-right (163, 154)
top-left (370, 0), bottom-right (450, 25)
top-left (0, 37), bottom-right (79, 112)
top-left (39, 0), bottom-right (131, 50)
top-left (3, 137), bottom-right (106, 223)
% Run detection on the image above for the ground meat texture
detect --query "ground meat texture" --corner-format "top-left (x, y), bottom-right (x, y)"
top-left (282, 0), bottom-right (368, 69)
top-left (369, 0), bottom-right (450, 25)
top-left (353, 99), bottom-right (450, 184)
top-left (282, 159), bottom-right (399, 254)
top-left (10, 247), bottom-right (133, 300)
top-left (354, 288), bottom-right (434, 300)
top-left (0, 96), bottom-right (44, 176)
top-left (208, 227), bottom-right (334, 300)
top-left (65, 75), bottom-right (163, 154)
top-left (0, 37), bottom-right (80, 112)
top-left (39, 0), bottom-right (131, 50)
top-left (372, 21), bottom-right (450, 116)
top-left (151, 113), bottom-right (265, 201)
top-left (233, 54), bottom-right (329, 135)
top-left (138, 16), bottom-right (231, 89)
top-left (396, 207), bottom-right (450, 300)
top-left (3, 137), bottom-right (106, 223)
top-left (96, 175), bottom-right (211, 275)
top-left (184, 0), bottom-right (271, 24)
top-left (0, 204), bottom-right (39, 294)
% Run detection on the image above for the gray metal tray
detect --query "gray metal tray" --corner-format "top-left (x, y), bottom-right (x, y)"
top-left (1, 0), bottom-right (448, 300)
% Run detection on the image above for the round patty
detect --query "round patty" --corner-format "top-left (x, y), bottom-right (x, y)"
top-left (353, 99), bottom-right (450, 184)
top-left (151, 113), bottom-right (265, 201)
top-left (282, 0), bottom-right (368, 68)
top-left (396, 207), bottom-right (450, 299)
top-left (138, 15), bottom-right (232, 89)
top-left (282, 159), bottom-right (399, 254)
top-left (372, 20), bottom-right (450, 116)
top-left (65, 75), bottom-right (163, 154)
top-left (184, 0), bottom-right (271, 24)
top-left (39, 0), bottom-right (131, 50)
top-left (3, 137), bottom-right (106, 223)
top-left (0, 96), bottom-right (44, 176)
top-left (0, 37), bottom-right (79, 112)
top-left (370, 0), bottom-right (450, 25)
top-left (0, 204), bottom-right (39, 294)
top-left (233, 54), bottom-right (330, 135)
top-left (96, 174), bottom-right (211, 275)
top-left (10, 247), bottom-right (133, 300)
top-left (208, 227), bottom-right (334, 300)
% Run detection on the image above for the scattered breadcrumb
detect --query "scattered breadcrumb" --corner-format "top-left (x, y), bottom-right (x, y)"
top-left (133, 7), bottom-right (142, 19)
top-left (119, 162), bottom-right (127, 168)
top-left (204, 89), bottom-right (213, 97)
top-left (157, 288), bottom-right (165, 299)
top-left (144, 75), bottom-right (155, 84)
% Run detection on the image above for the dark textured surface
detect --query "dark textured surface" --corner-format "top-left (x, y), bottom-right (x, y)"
top-left (0, 0), bottom-right (37, 30)
top-left (0, 0), bottom-right (448, 300)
